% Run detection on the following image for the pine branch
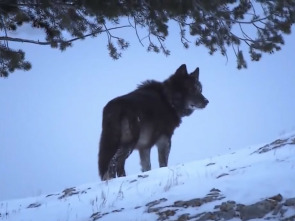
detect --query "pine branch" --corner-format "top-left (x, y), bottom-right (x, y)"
top-left (0, 25), bottom-right (131, 46)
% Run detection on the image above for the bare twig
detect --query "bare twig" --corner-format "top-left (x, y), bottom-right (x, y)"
top-left (238, 23), bottom-right (253, 42)
top-left (128, 16), bottom-right (144, 47)
top-left (175, 19), bottom-right (191, 48)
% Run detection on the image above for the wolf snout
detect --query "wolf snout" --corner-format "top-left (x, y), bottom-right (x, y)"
top-left (199, 98), bottom-right (209, 108)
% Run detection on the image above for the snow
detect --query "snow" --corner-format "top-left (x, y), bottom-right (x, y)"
top-left (1, 133), bottom-right (295, 221)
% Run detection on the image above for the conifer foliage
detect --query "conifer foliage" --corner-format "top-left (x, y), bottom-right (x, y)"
top-left (0, 0), bottom-right (294, 77)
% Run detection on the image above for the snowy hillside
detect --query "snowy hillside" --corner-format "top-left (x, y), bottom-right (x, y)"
top-left (1, 133), bottom-right (295, 221)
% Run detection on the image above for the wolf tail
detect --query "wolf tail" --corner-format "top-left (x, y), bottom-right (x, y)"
top-left (98, 103), bottom-right (122, 180)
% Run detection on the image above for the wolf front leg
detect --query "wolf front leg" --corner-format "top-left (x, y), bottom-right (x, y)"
top-left (156, 135), bottom-right (171, 167)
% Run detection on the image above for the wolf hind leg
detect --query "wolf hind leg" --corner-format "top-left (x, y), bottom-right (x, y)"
top-left (139, 148), bottom-right (151, 172)
top-left (156, 135), bottom-right (171, 167)
top-left (102, 156), bottom-right (117, 181)
top-left (116, 147), bottom-right (133, 177)
top-left (103, 147), bottom-right (133, 180)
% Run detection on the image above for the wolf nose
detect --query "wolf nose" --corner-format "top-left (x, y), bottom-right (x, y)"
top-left (204, 99), bottom-right (209, 105)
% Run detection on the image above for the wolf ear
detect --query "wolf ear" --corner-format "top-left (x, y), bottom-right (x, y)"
top-left (191, 67), bottom-right (199, 79)
top-left (175, 64), bottom-right (188, 77)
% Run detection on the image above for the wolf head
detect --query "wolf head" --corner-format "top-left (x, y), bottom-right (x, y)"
top-left (164, 64), bottom-right (209, 117)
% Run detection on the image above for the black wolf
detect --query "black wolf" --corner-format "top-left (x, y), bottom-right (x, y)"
top-left (98, 64), bottom-right (209, 180)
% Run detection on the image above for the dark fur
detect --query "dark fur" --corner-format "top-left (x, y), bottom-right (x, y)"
top-left (98, 64), bottom-right (209, 180)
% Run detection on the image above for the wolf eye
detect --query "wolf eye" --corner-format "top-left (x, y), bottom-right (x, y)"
top-left (195, 84), bottom-right (202, 93)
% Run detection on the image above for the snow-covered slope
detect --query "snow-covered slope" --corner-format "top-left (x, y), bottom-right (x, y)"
top-left (1, 133), bottom-right (295, 221)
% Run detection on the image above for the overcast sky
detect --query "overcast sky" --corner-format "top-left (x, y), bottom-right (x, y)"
top-left (1, 23), bottom-right (294, 201)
